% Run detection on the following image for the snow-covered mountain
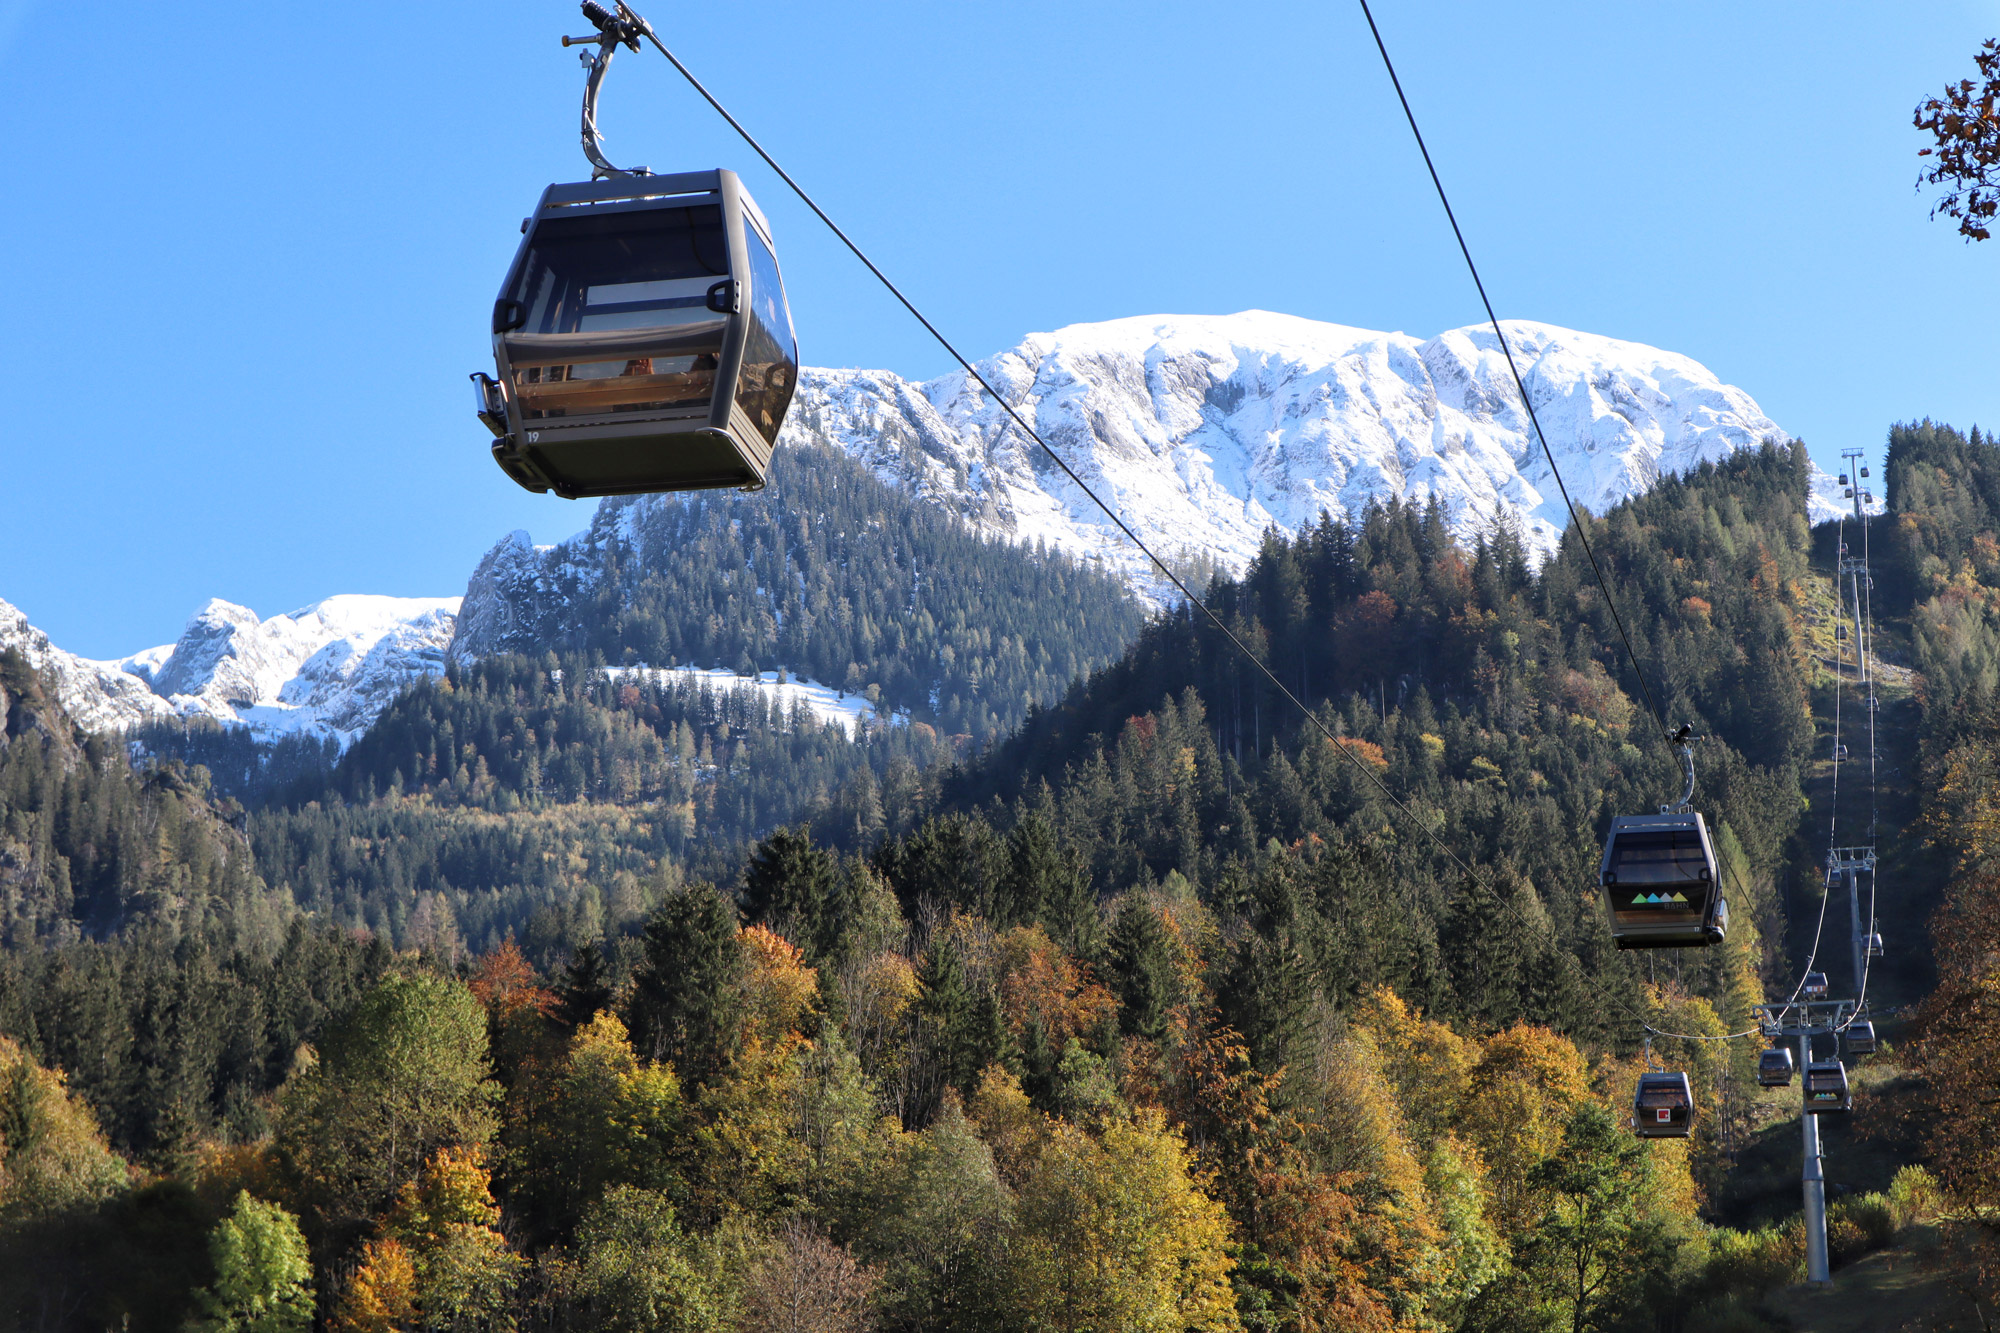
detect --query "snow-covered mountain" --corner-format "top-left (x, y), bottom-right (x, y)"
top-left (0, 598), bottom-right (180, 735)
top-left (0, 595), bottom-right (458, 743)
top-left (15, 309), bottom-right (1856, 742)
top-left (787, 311), bottom-right (1840, 599)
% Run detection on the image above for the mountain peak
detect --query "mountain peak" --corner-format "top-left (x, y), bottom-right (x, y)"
top-left (796, 312), bottom-right (1806, 602)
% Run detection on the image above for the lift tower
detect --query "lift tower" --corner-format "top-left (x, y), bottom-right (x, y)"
top-left (1757, 999), bottom-right (1855, 1286)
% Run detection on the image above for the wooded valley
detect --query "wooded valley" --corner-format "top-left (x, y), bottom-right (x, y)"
top-left (0, 430), bottom-right (1994, 1330)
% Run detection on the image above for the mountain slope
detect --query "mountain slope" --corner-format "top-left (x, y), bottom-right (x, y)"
top-left (450, 439), bottom-right (1146, 740)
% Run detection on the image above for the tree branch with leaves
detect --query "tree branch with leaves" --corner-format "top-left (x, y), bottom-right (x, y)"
top-left (1917, 39), bottom-right (2000, 241)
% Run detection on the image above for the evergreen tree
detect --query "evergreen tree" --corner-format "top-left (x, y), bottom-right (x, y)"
top-left (1108, 898), bottom-right (1180, 1043)
top-left (625, 885), bottom-right (746, 1086)
top-left (557, 941), bottom-right (615, 1030)
top-left (741, 826), bottom-right (841, 959)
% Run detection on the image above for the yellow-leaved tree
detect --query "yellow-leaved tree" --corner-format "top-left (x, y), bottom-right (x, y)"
top-left (1455, 1024), bottom-right (1592, 1240)
top-left (501, 1011), bottom-right (684, 1245)
top-left (334, 1146), bottom-right (521, 1332)
top-left (1006, 1109), bottom-right (1240, 1332)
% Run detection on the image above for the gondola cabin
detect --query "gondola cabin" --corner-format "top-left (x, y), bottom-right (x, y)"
top-left (1802, 972), bottom-right (1829, 1000)
top-left (1803, 1060), bottom-right (1851, 1113)
top-left (1599, 812), bottom-right (1726, 948)
top-left (1632, 1071), bottom-right (1694, 1139)
top-left (1832, 744), bottom-right (1849, 763)
top-left (1757, 1047), bottom-right (1795, 1088)
top-left (477, 169), bottom-right (799, 498)
top-left (1846, 1020), bottom-right (1878, 1056)
top-left (1864, 932), bottom-right (1884, 958)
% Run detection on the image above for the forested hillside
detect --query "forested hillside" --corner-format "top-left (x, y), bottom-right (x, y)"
top-left (1875, 421), bottom-right (2000, 1296)
top-left (452, 439), bottom-right (1148, 740)
top-left (4, 432), bottom-right (1993, 1329)
top-left (247, 656), bottom-right (949, 955)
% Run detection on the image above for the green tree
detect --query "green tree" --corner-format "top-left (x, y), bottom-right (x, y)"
top-left (557, 940), bottom-right (615, 1030)
top-left (0, 1036), bottom-right (127, 1221)
top-left (183, 1191), bottom-right (314, 1333)
top-left (1109, 898), bottom-right (1182, 1043)
top-left (275, 974), bottom-right (500, 1247)
top-left (742, 827), bottom-right (842, 960)
top-left (627, 885), bottom-right (747, 1086)
top-left (859, 1096), bottom-right (1012, 1331)
top-left (565, 1186), bottom-right (733, 1333)
top-left (1498, 1103), bottom-right (1666, 1333)
top-left (503, 1012), bottom-right (685, 1245)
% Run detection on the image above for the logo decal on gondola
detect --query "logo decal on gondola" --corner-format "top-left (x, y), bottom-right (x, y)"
top-left (1655, 1108), bottom-right (1671, 1122)
top-left (1630, 893), bottom-right (1691, 905)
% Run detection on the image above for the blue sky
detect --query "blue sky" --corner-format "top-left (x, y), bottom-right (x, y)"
top-left (2, 0), bottom-right (1995, 657)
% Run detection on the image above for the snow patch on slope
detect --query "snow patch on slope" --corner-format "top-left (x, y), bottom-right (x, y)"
top-left (606, 666), bottom-right (898, 739)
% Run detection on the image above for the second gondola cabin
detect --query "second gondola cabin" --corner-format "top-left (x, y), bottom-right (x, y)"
top-left (476, 170), bottom-right (799, 498)
top-left (1804, 1060), bottom-right (1851, 1113)
top-left (1599, 812), bottom-right (1727, 948)
top-left (1846, 1020), bottom-right (1878, 1056)
top-left (1632, 1071), bottom-right (1694, 1139)
top-left (1757, 1047), bottom-right (1795, 1088)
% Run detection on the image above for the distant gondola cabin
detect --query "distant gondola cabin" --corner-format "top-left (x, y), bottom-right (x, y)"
top-left (1757, 1047), bottom-right (1795, 1087)
top-left (1632, 1071), bottom-right (1694, 1139)
top-left (1804, 1060), bottom-right (1851, 1113)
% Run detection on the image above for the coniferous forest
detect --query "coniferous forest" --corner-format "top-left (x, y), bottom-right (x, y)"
top-left (0, 432), bottom-right (1996, 1329)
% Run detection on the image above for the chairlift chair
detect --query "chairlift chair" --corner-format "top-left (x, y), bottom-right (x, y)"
top-left (1846, 1020), bottom-right (1878, 1056)
top-left (1802, 971), bottom-right (1829, 1000)
top-left (1632, 1071), bottom-right (1694, 1139)
top-left (1803, 1060), bottom-right (1851, 1113)
top-left (1757, 1047), bottom-right (1795, 1087)
top-left (1600, 812), bottom-right (1726, 948)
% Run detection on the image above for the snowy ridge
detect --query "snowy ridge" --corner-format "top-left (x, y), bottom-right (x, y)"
top-left (0, 597), bottom-right (179, 734)
top-left (1, 595), bottom-right (459, 742)
top-left (784, 312), bottom-right (1825, 600)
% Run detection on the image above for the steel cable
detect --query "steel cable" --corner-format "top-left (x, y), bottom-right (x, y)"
top-left (629, 19), bottom-right (1479, 882)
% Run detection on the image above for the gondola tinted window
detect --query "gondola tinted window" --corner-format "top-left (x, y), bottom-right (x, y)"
top-left (505, 205), bottom-right (732, 423)
top-left (510, 205), bottom-right (729, 334)
top-left (735, 224), bottom-right (797, 447)
top-left (1605, 828), bottom-right (1710, 887)
top-left (1606, 828), bottom-right (1712, 928)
